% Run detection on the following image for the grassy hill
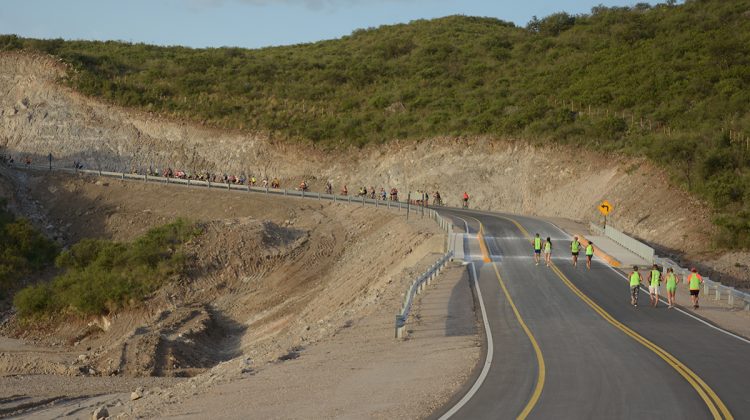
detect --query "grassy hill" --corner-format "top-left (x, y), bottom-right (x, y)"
top-left (2, 0), bottom-right (750, 246)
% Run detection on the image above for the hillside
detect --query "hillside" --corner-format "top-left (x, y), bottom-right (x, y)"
top-left (1, 0), bottom-right (750, 246)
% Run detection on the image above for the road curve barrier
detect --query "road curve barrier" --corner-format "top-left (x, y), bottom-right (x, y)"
top-left (394, 250), bottom-right (454, 339)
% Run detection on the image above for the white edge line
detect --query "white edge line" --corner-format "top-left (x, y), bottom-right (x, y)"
top-left (439, 261), bottom-right (493, 420)
top-left (543, 220), bottom-right (750, 346)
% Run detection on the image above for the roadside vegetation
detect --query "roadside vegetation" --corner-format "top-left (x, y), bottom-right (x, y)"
top-left (1, 0), bottom-right (749, 246)
top-left (0, 199), bottom-right (59, 298)
top-left (14, 219), bottom-right (201, 321)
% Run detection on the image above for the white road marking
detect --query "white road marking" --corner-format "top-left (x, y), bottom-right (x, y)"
top-left (439, 262), bottom-right (493, 420)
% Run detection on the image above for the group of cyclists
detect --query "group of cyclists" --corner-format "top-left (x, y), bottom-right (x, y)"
top-left (533, 234), bottom-right (705, 310)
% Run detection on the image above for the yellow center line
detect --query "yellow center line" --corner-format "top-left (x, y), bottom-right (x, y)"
top-left (491, 263), bottom-right (546, 420)
top-left (468, 215), bottom-right (545, 419)
top-left (501, 215), bottom-right (732, 420)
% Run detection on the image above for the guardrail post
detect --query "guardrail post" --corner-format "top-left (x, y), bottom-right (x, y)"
top-left (715, 285), bottom-right (721, 301)
top-left (318, 192), bottom-right (321, 200)
top-left (395, 315), bottom-right (405, 339)
top-left (121, 172), bottom-right (125, 180)
top-left (284, 189), bottom-right (287, 196)
top-left (704, 283), bottom-right (709, 294)
top-left (227, 182), bottom-right (230, 191)
top-left (333, 195), bottom-right (336, 202)
top-left (728, 292), bottom-right (734, 306)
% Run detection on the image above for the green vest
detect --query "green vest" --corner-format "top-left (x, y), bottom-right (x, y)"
top-left (666, 273), bottom-right (677, 288)
top-left (650, 270), bottom-right (661, 287)
top-left (630, 272), bottom-right (641, 287)
top-left (688, 273), bottom-right (702, 290)
top-left (544, 241), bottom-right (551, 252)
top-left (585, 244), bottom-right (594, 256)
top-left (534, 237), bottom-right (542, 250)
top-left (571, 240), bottom-right (580, 253)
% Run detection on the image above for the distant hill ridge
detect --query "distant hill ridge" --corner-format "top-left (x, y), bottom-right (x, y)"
top-left (2, 0), bottom-right (750, 246)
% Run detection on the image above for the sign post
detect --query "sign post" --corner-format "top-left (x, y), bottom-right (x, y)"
top-left (598, 200), bottom-right (613, 228)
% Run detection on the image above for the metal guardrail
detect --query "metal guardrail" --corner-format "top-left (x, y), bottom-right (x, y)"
top-left (11, 163), bottom-right (450, 229)
top-left (394, 250), bottom-right (454, 339)
top-left (590, 219), bottom-right (750, 311)
top-left (604, 225), bottom-right (655, 263)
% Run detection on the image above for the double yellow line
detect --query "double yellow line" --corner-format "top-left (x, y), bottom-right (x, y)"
top-left (500, 215), bottom-right (732, 420)
top-left (469, 216), bottom-right (545, 419)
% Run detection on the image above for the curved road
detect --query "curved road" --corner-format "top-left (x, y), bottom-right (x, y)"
top-left (437, 208), bottom-right (748, 419)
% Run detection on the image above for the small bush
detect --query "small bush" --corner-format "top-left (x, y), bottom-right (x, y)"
top-left (14, 219), bottom-right (200, 319)
top-left (0, 200), bottom-right (59, 296)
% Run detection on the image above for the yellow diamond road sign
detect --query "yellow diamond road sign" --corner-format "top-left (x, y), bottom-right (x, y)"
top-left (598, 200), bottom-right (613, 216)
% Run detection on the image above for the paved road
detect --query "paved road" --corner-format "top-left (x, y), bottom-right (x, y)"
top-left (437, 208), bottom-right (748, 419)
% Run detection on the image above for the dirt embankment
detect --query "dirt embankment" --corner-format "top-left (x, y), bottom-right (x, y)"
top-left (0, 51), bottom-right (746, 281)
top-left (0, 171), bottom-right (475, 417)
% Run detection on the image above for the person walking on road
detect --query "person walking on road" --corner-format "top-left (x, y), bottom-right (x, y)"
top-left (585, 241), bottom-right (594, 270)
top-left (533, 233), bottom-right (542, 265)
top-left (629, 266), bottom-right (643, 307)
top-left (665, 267), bottom-right (679, 308)
top-left (571, 236), bottom-right (582, 267)
top-left (649, 264), bottom-right (662, 308)
top-left (462, 192), bottom-right (469, 208)
top-left (544, 237), bottom-right (552, 267)
top-left (687, 267), bottom-right (703, 309)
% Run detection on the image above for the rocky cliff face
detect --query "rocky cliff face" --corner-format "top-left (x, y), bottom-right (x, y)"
top-left (0, 52), bottom-right (716, 259)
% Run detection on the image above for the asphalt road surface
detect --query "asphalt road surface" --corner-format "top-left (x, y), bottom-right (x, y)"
top-left (437, 208), bottom-right (748, 420)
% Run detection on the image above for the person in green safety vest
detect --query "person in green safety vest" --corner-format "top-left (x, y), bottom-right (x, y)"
top-left (533, 233), bottom-right (542, 266)
top-left (665, 267), bottom-right (680, 309)
top-left (687, 267), bottom-right (703, 309)
top-left (629, 265), bottom-right (643, 307)
top-left (570, 236), bottom-right (582, 267)
top-left (544, 237), bottom-right (552, 267)
top-left (585, 241), bottom-right (595, 270)
top-left (648, 264), bottom-right (662, 308)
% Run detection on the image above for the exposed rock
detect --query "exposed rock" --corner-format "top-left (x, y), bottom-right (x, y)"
top-left (92, 406), bottom-right (108, 420)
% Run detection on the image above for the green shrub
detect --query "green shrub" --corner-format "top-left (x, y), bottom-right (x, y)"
top-left (0, 200), bottom-right (58, 295)
top-left (14, 219), bottom-right (200, 319)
